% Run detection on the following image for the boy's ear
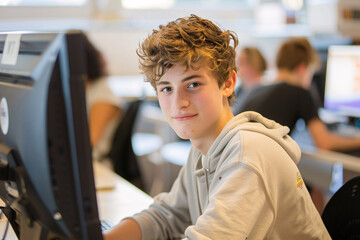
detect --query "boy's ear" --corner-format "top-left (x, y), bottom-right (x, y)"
top-left (223, 70), bottom-right (237, 97)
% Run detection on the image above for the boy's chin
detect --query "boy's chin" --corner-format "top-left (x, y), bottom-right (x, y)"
top-left (174, 131), bottom-right (191, 140)
top-left (176, 134), bottom-right (190, 140)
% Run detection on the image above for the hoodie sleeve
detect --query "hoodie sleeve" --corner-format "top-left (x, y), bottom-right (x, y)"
top-left (130, 166), bottom-right (192, 240)
top-left (184, 165), bottom-right (274, 240)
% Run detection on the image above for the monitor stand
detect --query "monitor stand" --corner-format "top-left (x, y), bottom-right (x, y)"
top-left (0, 143), bottom-right (66, 240)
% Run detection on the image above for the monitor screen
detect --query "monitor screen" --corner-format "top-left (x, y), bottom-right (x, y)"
top-left (324, 45), bottom-right (360, 118)
top-left (0, 31), bottom-right (102, 239)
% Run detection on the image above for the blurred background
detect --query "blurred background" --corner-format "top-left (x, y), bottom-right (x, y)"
top-left (1, 0), bottom-right (360, 210)
top-left (1, 0), bottom-right (359, 77)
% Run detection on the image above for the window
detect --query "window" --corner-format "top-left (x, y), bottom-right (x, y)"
top-left (0, 0), bottom-right (93, 22)
top-left (0, 0), bottom-right (87, 6)
top-left (121, 0), bottom-right (175, 9)
top-left (120, 0), bottom-right (250, 9)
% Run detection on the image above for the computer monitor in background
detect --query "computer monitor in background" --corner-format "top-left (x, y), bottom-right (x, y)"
top-left (324, 45), bottom-right (360, 122)
top-left (0, 31), bottom-right (102, 239)
top-left (310, 37), bottom-right (354, 108)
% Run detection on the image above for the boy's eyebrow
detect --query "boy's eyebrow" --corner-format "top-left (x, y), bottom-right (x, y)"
top-left (157, 74), bottom-right (203, 86)
top-left (157, 80), bottom-right (170, 86)
top-left (183, 74), bottom-right (202, 82)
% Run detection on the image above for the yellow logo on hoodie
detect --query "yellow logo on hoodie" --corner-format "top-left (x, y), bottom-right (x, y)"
top-left (297, 172), bottom-right (304, 189)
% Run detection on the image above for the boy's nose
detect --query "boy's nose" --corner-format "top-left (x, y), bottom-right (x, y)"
top-left (174, 91), bottom-right (190, 109)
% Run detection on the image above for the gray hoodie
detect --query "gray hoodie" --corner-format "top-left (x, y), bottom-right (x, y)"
top-left (131, 111), bottom-right (331, 239)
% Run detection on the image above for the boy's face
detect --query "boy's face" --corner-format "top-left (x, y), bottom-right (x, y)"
top-left (156, 64), bottom-right (234, 144)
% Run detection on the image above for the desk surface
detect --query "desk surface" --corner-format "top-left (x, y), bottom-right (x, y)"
top-left (291, 126), bottom-right (360, 172)
top-left (95, 162), bottom-right (153, 224)
top-left (0, 162), bottom-right (153, 239)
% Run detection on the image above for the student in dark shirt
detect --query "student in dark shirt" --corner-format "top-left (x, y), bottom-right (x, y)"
top-left (239, 82), bottom-right (318, 133)
top-left (238, 37), bottom-right (360, 152)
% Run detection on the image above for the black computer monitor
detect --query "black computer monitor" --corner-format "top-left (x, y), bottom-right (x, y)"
top-left (0, 31), bottom-right (102, 239)
top-left (324, 45), bottom-right (360, 120)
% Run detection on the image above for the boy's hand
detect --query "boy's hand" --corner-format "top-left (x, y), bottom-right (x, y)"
top-left (103, 219), bottom-right (142, 240)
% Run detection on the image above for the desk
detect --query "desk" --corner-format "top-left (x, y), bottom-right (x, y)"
top-left (0, 162), bottom-right (153, 239)
top-left (298, 145), bottom-right (360, 190)
top-left (94, 162), bottom-right (153, 224)
top-left (291, 126), bottom-right (360, 192)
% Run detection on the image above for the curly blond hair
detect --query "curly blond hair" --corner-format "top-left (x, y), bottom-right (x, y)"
top-left (137, 14), bottom-right (238, 104)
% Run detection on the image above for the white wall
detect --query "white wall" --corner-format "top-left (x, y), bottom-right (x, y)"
top-left (87, 30), bottom-right (148, 75)
top-left (0, 2), bottom-right (347, 76)
top-left (84, 23), bottom-right (313, 76)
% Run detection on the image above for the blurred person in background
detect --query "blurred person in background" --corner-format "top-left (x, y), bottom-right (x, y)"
top-left (232, 46), bottom-right (267, 115)
top-left (82, 32), bottom-right (123, 166)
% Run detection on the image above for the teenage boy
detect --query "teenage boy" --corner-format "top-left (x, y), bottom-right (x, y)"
top-left (104, 15), bottom-right (330, 240)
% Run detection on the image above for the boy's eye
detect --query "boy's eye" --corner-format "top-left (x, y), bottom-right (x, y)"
top-left (160, 86), bottom-right (172, 92)
top-left (188, 82), bottom-right (200, 88)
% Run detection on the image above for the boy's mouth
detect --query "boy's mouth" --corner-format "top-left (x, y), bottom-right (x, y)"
top-left (173, 113), bottom-right (198, 121)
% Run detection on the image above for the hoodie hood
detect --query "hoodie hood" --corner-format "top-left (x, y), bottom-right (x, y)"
top-left (203, 111), bottom-right (301, 172)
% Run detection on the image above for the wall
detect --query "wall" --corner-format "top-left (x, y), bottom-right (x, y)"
top-left (87, 29), bottom-right (148, 75)
top-left (0, 1), bottom-right (347, 76)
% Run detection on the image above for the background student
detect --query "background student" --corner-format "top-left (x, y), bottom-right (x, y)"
top-left (82, 32), bottom-right (123, 165)
top-left (104, 15), bottom-right (330, 240)
top-left (232, 46), bottom-right (267, 115)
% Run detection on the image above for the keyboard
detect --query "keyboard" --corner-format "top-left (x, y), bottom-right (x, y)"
top-left (101, 219), bottom-right (114, 232)
top-left (331, 124), bottom-right (360, 138)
